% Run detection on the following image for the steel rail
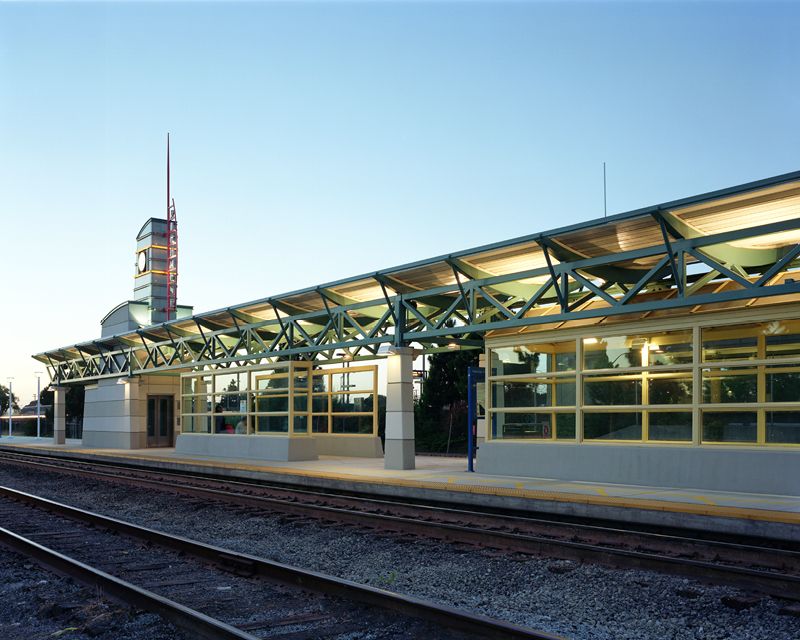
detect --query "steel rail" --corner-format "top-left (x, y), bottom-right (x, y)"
top-left (0, 486), bottom-right (566, 640)
top-left (2, 452), bottom-right (800, 601)
top-left (0, 527), bottom-right (260, 640)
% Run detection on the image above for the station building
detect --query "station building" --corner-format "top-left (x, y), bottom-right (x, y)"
top-left (35, 171), bottom-right (800, 497)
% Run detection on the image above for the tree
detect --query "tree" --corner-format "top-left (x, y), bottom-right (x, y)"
top-left (0, 384), bottom-right (20, 415)
top-left (414, 348), bottom-right (480, 452)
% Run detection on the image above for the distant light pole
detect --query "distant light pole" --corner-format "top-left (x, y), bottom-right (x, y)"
top-left (35, 371), bottom-right (43, 440)
top-left (6, 376), bottom-right (13, 439)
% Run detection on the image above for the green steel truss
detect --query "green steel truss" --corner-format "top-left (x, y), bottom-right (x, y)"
top-left (37, 170), bottom-right (800, 384)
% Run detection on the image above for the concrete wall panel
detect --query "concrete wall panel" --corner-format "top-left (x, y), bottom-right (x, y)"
top-left (175, 434), bottom-right (318, 462)
top-left (313, 435), bottom-right (383, 457)
top-left (477, 442), bottom-right (800, 496)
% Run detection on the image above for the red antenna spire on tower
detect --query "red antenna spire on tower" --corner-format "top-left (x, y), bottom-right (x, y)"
top-left (165, 134), bottom-right (178, 321)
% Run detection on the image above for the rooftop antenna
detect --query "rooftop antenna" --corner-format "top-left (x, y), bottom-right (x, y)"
top-left (604, 162), bottom-right (607, 217)
top-left (165, 134), bottom-right (178, 321)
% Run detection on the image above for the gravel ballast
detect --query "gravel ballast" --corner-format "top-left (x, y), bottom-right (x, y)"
top-left (0, 465), bottom-right (798, 640)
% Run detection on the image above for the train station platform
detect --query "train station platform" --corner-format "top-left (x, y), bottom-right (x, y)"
top-left (1, 437), bottom-right (798, 543)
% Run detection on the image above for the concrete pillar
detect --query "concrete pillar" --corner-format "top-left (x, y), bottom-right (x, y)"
top-left (53, 386), bottom-right (66, 445)
top-left (384, 347), bottom-right (415, 470)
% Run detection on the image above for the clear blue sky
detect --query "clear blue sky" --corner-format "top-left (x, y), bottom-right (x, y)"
top-left (1, 1), bottom-right (798, 404)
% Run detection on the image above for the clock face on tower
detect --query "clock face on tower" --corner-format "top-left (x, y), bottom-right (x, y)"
top-left (137, 250), bottom-right (147, 274)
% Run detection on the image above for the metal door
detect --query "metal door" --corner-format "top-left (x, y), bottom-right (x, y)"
top-left (147, 395), bottom-right (174, 447)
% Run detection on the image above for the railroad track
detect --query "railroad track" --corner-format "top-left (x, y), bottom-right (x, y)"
top-left (0, 487), bottom-right (564, 640)
top-left (2, 450), bottom-right (800, 603)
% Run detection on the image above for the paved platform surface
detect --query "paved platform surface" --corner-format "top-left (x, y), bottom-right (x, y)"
top-left (1, 437), bottom-right (798, 540)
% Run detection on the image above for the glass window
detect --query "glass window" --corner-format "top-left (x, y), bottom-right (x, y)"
top-left (584, 374), bottom-right (642, 405)
top-left (215, 371), bottom-right (248, 394)
top-left (583, 412), bottom-right (642, 440)
top-left (256, 415), bottom-right (288, 433)
top-left (766, 366), bottom-right (800, 403)
top-left (183, 415), bottom-right (211, 434)
top-left (183, 395), bottom-right (211, 414)
top-left (765, 411), bottom-right (800, 444)
top-left (331, 370), bottom-right (373, 392)
top-left (312, 415), bottom-right (329, 433)
top-left (646, 331), bottom-right (693, 366)
top-left (331, 393), bottom-right (374, 413)
top-left (183, 376), bottom-right (211, 395)
top-left (702, 370), bottom-right (757, 403)
top-left (332, 415), bottom-right (373, 434)
top-left (555, 413), bottom-right (576, 439)
top-left (583, 336), bottom-right (644, 370)
top-left (584, 332), bottom-right (693, 370)
top-left (648, 412), bottom-right (692, 442)
top-left (492, 380), bottom-right (576, 409)
top-left (217, 393), bottom-right (247, 413)
top-left (293, 370), bottom-right (309, 389)
top-left (648, 375), bottom-right (692, 405)
top-left (492, 412), bottom-right (555, 439)
top-left (312, 396), bottom-right (328, 413)
top-left (255, 374), bottom-right (288, 391)
top-left (491, 342), bottom-right (576, 376)
top-left (312, 374), bottom-right (329, 393)
top-left (702, 411), bottom-right (757, 443)
top-left (253, 393), bottom-right (289, 413)
top-left (293, 415), bottom-right (308, 434)
top-left (702, 325), bottom-right (758, 362)
top-left (293, 393), bottom-right (308, 412)
top-left (765, 325), bottom-right (800, 359)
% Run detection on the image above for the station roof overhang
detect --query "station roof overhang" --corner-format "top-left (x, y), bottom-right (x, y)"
top-left (36, 169), bottom-right (800, 383)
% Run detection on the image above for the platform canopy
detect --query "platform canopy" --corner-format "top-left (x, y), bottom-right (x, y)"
top-left (36, 170), bottom-right (800, 384)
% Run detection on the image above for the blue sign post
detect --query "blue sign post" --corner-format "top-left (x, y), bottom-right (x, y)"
top-left (467, 366), bottom-right (485, 472)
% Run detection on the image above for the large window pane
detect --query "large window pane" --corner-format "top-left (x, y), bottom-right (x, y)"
top-left (256, 375), bottom-right (288, 391)
top-left (293, 370), bottom-right (309, 389)
top-left (766, 367), bottom-right (800, 403)
top-left (215, 371), bottom-right (248, 394)
top-left (585, 332), bottom-right (693, 370)
top-left (331, 393), bottom-right (374, 413)
top-left (702, 411), bottom-right (757, 443)
top-left (647, 331), bottom-right (693, 366)
top-left (253, 393), bottom-right (289, 413)
top-left (312, 375), bottom-right (329, 392)
top-left (491, 342), bottom-right (576, 376)
top-left (584, 375), bottom-right (642, 405)
top-left (217, 393), bottom-right (247, 413)
top-left (183, 376), bottom-right (211, 395)
top-left (648, 412), bottom-right (692, 442)
top-left (766, 411), bottom-right (800, 444)
top-left (492, 412), bottom-right (554, 439)
top-left (555, 413), bottom-right (576, 439)
top-left (332, 415), bottom-right (373, 434)
top-left (183, 395), bottom-right (211, 414)
top-left (702, 325), bottom-right (758, 362)
top-left (331, 370), bottom-right (373, 392)
top-left (312, 396), bottom-right (328, 413)
top-left (583, 336), bottom-right (644, 370)
top-left (584, 412), bottom-right (642, 440)
top-left (766, 324), bottom-right (800, 359)
top-left (312, 415), bottom-right (329, 433)
top-left (492, 380), bottom-right (576, 408)
top-left (293, 415), bottom-right (308, 435)
top-left (293, 394), bottom-right (308, 412)
top-left (256, 415), bottom-right (288, 433)
top-left (702, 370), bottom-right (757, 403)
top-left (183, 415), bottom-right (211, 434)
top-left (648, 375), bottom-right (692, 405)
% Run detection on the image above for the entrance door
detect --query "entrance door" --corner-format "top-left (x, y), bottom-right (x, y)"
top-left (147, 395), bottom-right (174, 447)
